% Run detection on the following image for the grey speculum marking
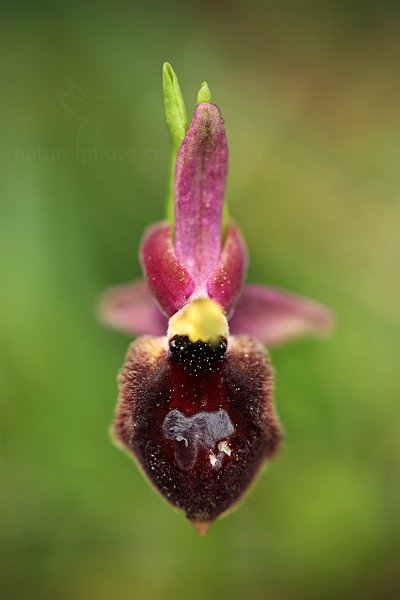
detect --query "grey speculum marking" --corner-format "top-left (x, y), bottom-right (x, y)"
top-left (163, 409), bottom-right (235, 471)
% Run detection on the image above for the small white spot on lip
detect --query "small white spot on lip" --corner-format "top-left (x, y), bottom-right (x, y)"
top-left (209, 451), bottom-right (218, 467)
top-left (218, 440), bottom-right (231, 456)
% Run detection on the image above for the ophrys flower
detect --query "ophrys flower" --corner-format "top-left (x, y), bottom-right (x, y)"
top-left (98, 64), bottom-right (334, 534)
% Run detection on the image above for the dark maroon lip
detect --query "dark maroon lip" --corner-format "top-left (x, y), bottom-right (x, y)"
top-left (114, 336), bottom-right (282, 525)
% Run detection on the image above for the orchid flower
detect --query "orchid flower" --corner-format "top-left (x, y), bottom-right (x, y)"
top-left (98, 64), bottom-right (334, 534)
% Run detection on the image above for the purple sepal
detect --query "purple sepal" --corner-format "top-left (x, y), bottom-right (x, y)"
top-left (207, 223), bottom-right (248, 317)
top-left (97, 280), bottom-right (168, 336)
top-left (229, 284), bottom-right (335, 346)
top-left (174, 103), bottom-right (228, 287)
top-left (140, 222), bottom-right (195, 317)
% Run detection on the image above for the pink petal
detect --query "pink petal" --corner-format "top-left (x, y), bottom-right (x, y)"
top-left (207, 222), bottom-right (248, 317)
top-left (97, 280), bottom-right (167, 336)
top-left (229, 284), bottom-right (335, 346)
top-left (174, 103), bottom-right (228, 286)
top-left (140, 222), bottom-right (195, 316)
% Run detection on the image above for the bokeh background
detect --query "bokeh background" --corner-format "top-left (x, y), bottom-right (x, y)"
top-left (1, 1), bottom-right (399, 599)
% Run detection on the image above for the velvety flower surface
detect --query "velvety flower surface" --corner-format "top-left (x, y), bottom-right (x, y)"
top-left (98, 64), bottom-right (334, 533)
top-left (115, 335), bottom-right (281, 531)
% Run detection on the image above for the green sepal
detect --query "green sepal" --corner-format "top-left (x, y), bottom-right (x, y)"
top-left (163, 63), bottom-right (189, 224)
top-left (163, 62), bottom-right (188, 147)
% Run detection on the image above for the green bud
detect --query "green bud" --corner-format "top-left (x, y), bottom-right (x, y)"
top-left (196, 81), bottom-right (212, 104)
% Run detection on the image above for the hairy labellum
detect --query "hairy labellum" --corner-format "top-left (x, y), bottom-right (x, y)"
top-left (114, 335), bottom-right (282, 530)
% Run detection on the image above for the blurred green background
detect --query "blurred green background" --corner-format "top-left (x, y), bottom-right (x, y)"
top-left (1, 1), bottom-right (399, 599)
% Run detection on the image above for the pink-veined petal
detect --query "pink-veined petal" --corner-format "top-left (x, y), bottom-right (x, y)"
top-left (207, 222), bottom-right (248, 317)
top-left (140, 222), bottom-right (195, 316)
top-left (174, 103), bottom-right (228, 286)
top-left (97, 280), bottom-right (168, 336)
top-left (229, 284), bottom-right (334, 346)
